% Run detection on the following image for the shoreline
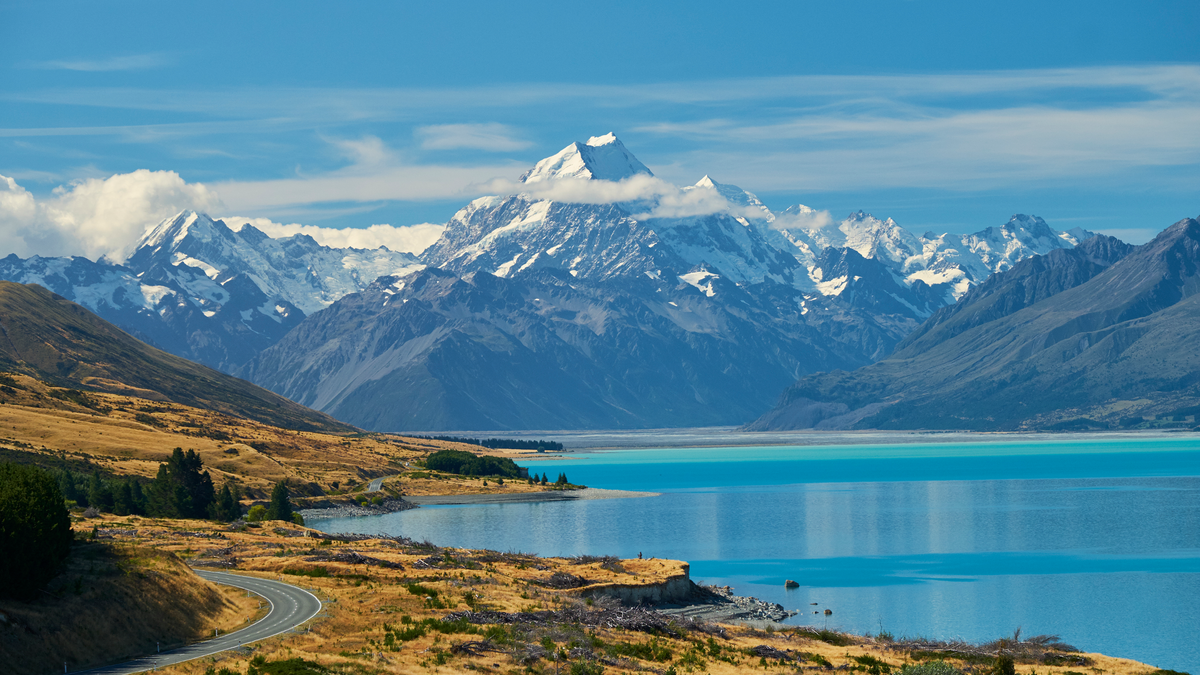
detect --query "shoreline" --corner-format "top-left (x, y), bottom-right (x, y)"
top-left (300, 487), bottom-right (658, 519)
top-left (426, 427), bottom-right (1197, 453)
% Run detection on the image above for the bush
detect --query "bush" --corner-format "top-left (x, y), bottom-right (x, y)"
top-left (900, 661), bottom-right (962, 675)
top-left (246, 504), bottom-right (268, 522)
top-left (0, 463), bottom-right (73, 600)
top-left (570, 662), bottom-right (604, 675)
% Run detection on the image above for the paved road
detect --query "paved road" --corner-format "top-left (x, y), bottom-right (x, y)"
top-left (78, 570), bottom-right (322, 674)
top-left (367, 473), bottom-right (402, 492)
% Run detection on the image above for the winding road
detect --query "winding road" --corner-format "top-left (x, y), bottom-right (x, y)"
top-left (78, 570), bottom-right (322, 675)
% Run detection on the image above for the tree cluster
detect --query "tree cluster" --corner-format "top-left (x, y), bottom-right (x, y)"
top-left (528, 472), bottom-right (571, 486)
top-left (58, 467), bottom-right (148, 516)
top-left (425, 449), bottom-right (522, 478)
top-left (413, 435), bottom-right (564, 452)
top-left (0, 463), bottom-right (72, 600)
top-left (56, 448), bottom-right (247, 522)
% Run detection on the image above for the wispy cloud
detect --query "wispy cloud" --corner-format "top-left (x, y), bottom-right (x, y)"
top-left (212, 136), bottom-right (523, 212)
top-left (27, 53), bottom-right (174, 72)
top-left (4, 65), bottom-right (1199, 211)
top-left (417, 123), bottom-right (530, 151)
top-left (472, 174), bottom-right (762, 221)
top-left (771, 208), bottom-right (835, 231)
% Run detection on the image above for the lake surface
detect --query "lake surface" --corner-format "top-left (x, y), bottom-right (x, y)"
top-left (313, 434), bottom-right (1200, 671)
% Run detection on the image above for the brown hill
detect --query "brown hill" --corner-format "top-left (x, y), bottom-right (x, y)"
top-left (0, 281), bottom-right (352, 433)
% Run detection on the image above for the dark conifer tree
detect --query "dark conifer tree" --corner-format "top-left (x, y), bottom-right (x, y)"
top-left (128, 479), bottom-right (147, 515)
top-left (113, 479), bottom-right (133, 516)
top-left (540, 473), bottom-right (548, 485)
top-left (146, 448), bottom-right (215, 519)
top-left (58, 468), bottom-right (82, 505)
top-left (0, 463), bottom-right (72, 600)
top-left (87, 471), bottom-right (114, 512)
top-left (210, 483), bottom-right (241, 522)
top-left (266, 481), bottom-right (294, 522)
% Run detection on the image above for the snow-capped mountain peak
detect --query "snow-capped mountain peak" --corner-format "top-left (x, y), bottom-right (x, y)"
top-left (519, 132), bottom-right (652, 183)
top-left (132, 210), bottom-right (221, 254)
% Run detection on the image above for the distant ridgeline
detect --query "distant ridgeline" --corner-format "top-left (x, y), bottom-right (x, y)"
top-left (411, 436), bottom-right (564, 452)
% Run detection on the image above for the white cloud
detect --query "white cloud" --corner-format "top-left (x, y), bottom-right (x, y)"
top-left (474, 174), bottom-right (762, 221)
top-left (331, 135), bottom-right (394, 167)
top-left (0, 170), bottom-right (221, 260)
top-left (417, 123), bottom-right (530, 151)
top-left (27, 53), bottom-right (173, 72)
top-left (770, 209), bottom-right (835, 231)
top-left (225, 217), bottom-right (444, 254)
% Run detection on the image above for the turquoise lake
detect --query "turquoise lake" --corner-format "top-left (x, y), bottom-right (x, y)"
top-left (312, 434), bottom-right (1200, 671)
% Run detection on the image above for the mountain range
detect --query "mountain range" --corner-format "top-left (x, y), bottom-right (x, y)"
top-left (749, 217), bottom-right (1200, 431)
top-left (0, 134), bottom-right (1099, 430)
top-left (0, 212), bottom-right (421, 372)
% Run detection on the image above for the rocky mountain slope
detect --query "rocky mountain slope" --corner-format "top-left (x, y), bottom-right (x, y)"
top-left (0, 281), bottom-right (352, 432)
top-left (0, 134), bottom-right (1098, 431)
top-left (0, 212), bottom-right (421, 371)
top-left (748, 219), bottom-right (1200, 431)
top-left (243, 134), bottom-right (1094, 431)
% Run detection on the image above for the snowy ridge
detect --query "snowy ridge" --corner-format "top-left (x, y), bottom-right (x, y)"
top-left (429, 135), bottom-right (1092, 311)
top-left (126, 211), bottom-right (424, 315)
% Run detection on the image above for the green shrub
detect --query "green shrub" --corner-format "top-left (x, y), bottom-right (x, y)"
top-left (570, 661), bottom-right (604, 675)
top-left (0, 463), bottom-right (73, 600)
top-left (405, 582), bottom-right (439, 597)
top-left (852, 654), bottom-right (893, 673)
top-left (246, 657), bottom-right (328, 675)
top-left (607, 637), bottom-right (673, 662)
top-left (900, 661), bottom-right (962, 675)
top-left (282, 566), bottom-right (329, 578)
top-left (246, 504), bottom-right (267, 522)
top-left (813, 629), bottom-right (852, 646)
top-left (805, 653), bottom-right (833, 668)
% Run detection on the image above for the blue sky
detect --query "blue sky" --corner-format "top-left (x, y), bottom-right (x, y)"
top-left (2, 0), bottom-right (1198, 257)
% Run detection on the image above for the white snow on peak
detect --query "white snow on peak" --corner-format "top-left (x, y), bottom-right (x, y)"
top-left (133, 210), bottom-right (215, 253)
top-left (586, 132), bottom-right (619, 147)
top-left (520, 133), bottom-right (652, 183)
top-left (126, 209), bottom-right (424, 315)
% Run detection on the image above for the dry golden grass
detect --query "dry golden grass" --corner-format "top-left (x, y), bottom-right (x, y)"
top-left (0, 539), bottom-right (257, 675)
top-left (56, 515), bottom-right (1159, 675)
top-left (0, 372), bottom-right (577, 502)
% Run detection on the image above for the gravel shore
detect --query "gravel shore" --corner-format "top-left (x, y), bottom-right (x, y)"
top-left (301, 487), bottom-right (658, 518)
top-left (299, 498), bottom-right (417, 521)
top-left (657, 583), bottom-right (799, 626)
top-left (403, 487), bottom-right (659, 506)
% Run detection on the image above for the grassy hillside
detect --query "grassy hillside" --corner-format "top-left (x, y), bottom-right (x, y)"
top-left (0, 371), bottom-right (570, 501)
top-left (0, 541), bottom-right (256, 675)
top-left (0, 281), bottom-right (352, 433)
top-left (55, 513), bottom-right (1160, 675)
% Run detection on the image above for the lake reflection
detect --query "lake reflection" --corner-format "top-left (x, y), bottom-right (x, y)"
top-left (313, 439), bottom-right (1200, 671)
